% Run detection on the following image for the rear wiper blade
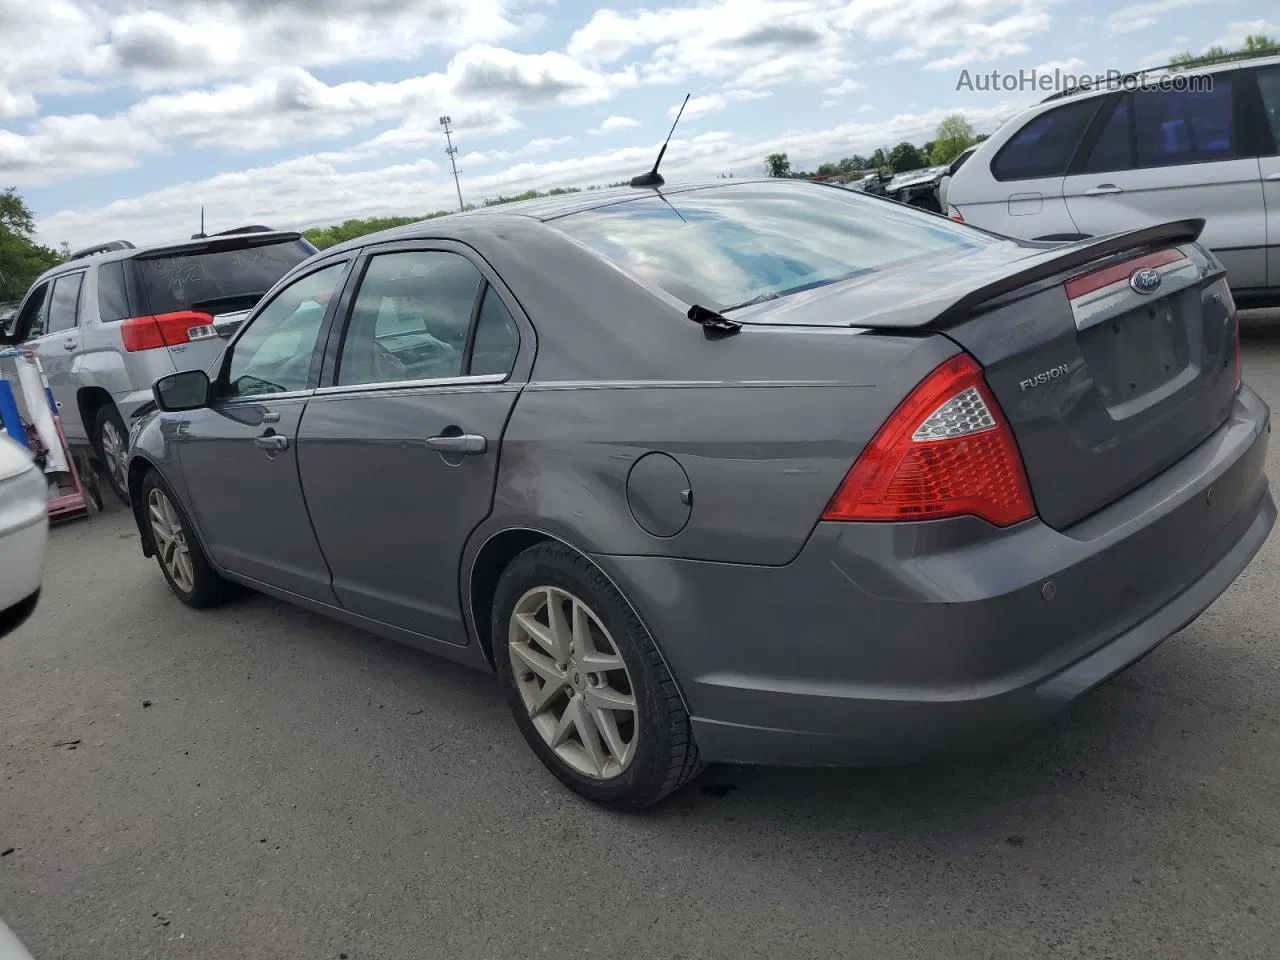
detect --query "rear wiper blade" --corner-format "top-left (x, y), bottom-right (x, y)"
top-left (721, 292), bottom-right (779, 312)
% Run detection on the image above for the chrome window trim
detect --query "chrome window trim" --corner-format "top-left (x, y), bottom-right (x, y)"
top-left (312, 372), bottom-right (509, 398)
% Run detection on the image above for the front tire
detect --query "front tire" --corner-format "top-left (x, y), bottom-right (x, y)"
top-left (493, 542), bottom-right (703, 810)
top-left (92, 405), bottom-right (130, 505)
top-left (140, 470), bottom-right (228, 609)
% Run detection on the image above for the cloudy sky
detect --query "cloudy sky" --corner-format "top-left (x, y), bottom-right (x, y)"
top-left (1, 0), bottom-right (1273, 249)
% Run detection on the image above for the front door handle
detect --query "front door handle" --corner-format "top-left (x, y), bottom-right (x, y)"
top-left (1085, 184), bottom-right (1124, 196)
top-left (1266, 171), bottom-right (1280, 181)
top-left (254, 433), bottom-right (289, 452)
top-left (423, 433), bottom-right (487, 455)
top-left (62, 338), bottom-right (76, 350)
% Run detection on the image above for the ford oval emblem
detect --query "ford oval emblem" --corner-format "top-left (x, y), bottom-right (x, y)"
top-left (1130, 267), bottom-right (1162, 295)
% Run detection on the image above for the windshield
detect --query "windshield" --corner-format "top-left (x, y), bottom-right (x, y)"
top-left (552, 181), bottom-right (992, 311)
top-left (132, 238), bottom-right (314, 316)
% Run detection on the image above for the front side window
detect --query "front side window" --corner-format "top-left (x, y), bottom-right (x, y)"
top-left (553, 181), bottom-right (992, 314)
top-left (221, 262), bottom-right (346, 399)
top-left (16, 282), bottom-right (50, 339)
top-left (1133, 81), bottom-right (1235, 167)
top-left (337, 251), bottom-right (482, 386)
top-left (46, 273), bottom-right (84, 335)
top-left (991, 99), bottom-right (1100, 181)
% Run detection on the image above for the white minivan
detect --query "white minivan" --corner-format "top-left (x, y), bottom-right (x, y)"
top-left (946, 55), bottom-right (1280, 303)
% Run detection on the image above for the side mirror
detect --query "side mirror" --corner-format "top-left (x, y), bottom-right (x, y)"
top-left (153, 370), bottom-right (211, 412)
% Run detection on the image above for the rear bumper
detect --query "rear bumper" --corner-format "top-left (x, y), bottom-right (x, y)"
top-left (602, 386), bottom-right (1274, 767)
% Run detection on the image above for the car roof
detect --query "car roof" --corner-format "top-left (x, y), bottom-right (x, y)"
top-left (1037, 52), bottom-right (1280, 107)
top-left (316, 178), bottom-right (785, 256)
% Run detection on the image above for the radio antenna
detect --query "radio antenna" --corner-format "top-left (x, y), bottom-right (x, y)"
top-left (630, 93), bottom-right (690, 189)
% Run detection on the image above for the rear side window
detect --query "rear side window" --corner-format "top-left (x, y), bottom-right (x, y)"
top-left (1133, 81), bottom-right (1235, 167)
top-left (468, 287), bottom-right (520, 376)
top-left (337, 251), bottom-right (482, 386)
top-left (96, 260), bottom-right (131, 322)
top-left (132, 239), bottom-right (313, 316)
top-left (46, 273), bottom-right (84, 335)
top-left (1251, 66), bottom-right (1280, 152)
top-left (991, 99), bottom-right (1100, 181)
top-left (554, 181), bottom-right (992, 313)
top-left (1083, 97), bottom-right (1134, 172)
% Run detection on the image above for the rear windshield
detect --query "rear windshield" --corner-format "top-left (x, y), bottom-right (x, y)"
top-left (132, 238), bottom-right (314, 316)
top-left (552, 181), bottom-right (992, 311)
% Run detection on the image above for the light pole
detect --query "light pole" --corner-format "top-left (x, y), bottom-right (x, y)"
top-left (439, 115), bottom-right (464, 212)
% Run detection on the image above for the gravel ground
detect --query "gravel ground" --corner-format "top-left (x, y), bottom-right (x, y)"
top-left (2, 328), bottom-right (1280, 960)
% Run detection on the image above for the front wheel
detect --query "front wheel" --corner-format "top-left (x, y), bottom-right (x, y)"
top-left (493, 542), bottom-right (704, 810)
top-left (140, 470), bottom-right (229, 609)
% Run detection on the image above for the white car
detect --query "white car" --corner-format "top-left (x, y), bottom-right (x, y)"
top-left (0, 433), bottom-right (48, 636)
top-left (946, 54), bottom-right (1280, 304)
top-left (937, 143), bottom-right (979, 212)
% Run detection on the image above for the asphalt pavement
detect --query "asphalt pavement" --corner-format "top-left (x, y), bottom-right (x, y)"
top-left (3, 323), bottom-right (1280, 960)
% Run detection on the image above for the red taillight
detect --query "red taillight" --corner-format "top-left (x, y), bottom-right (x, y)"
top-left (949, 211), bottom-right (964, 222)
top-left (822, 353), bottom-right (1036, 527)
top-left (121, 311), bottom-right (214, 352)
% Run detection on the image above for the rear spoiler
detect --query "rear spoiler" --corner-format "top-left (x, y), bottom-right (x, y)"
top-left (133, 231), bottom-right (304, 261)
top-left (920, 218), bottom-right (1207, 330)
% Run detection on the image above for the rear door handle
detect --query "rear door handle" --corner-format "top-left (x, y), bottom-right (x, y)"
top-left (62, 338), bottom-right (77, 350)
top-left (423, 433), bottom-right (487, 455)
top-left (253, 433), bottom-right (289, 452)
top-left (1266, 171), bottom-right (1280, 181)
top-left (1085, 184), bottom-right (1124, 196)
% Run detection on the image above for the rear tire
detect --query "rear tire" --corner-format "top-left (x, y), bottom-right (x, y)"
top-left (493, 542), bottom-right (704, 810)
top-left (91, 405), bottom-right (130, 505)
top-left (140, 470), bottom-right (229, 609)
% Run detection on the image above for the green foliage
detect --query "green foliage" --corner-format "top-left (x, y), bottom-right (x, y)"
top-left (868, 147), bottom-right (889, 170)
top-left (764, 152), bottom-right (792, 177)
top-left (1169, 35), bottom-right (1278, 68)
top-left (931, 114), bottom-right (978, 165)
top-left (888, 141), bottom-right (927, 172)
top-left (301, 186), bottom-right (598, 250)
top-left (303, 214), bottom-right (439, 250)
top-left (481, 186), bottom-right (581, 207)
top-left (0, 188), bottom-right (62, 302)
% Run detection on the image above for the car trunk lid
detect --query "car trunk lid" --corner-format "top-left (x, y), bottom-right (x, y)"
top-left (740, 220), bottom-right (1239, 530)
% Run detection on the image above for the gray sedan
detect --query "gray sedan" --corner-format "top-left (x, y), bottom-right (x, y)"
top-left (125, 179), bottom-right (1275, 809)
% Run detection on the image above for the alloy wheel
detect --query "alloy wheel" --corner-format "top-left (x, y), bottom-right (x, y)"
top-left (147, 488), bottom-right (195, 593)
top-left (99, 420), bottom-right (127, 493)
top-left (508, 586), bottom-right (639, 780)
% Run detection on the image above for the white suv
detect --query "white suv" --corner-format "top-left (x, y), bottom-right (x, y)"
top-left (0, 228), bottom-right (316, 502)
top-left (946, 55), bottom-right (1280, 304)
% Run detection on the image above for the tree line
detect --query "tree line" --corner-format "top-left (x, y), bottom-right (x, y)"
top-left (763, 114), bottom-right (986, 181)
top-left (0, 189), bottom-right (63, 307)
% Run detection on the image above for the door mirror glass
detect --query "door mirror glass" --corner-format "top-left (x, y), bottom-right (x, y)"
top-left (154, 370), bottom-right (211, 412)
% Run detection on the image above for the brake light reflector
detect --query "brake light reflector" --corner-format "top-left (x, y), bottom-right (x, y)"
top-left (822, 353), bottom-right (1036, 526)
top-left (121, 311), bottom-right (214, 352)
